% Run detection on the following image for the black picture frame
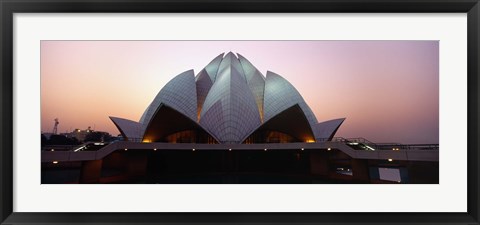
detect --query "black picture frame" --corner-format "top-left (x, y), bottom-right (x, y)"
top-left (1, 0), bottom-right (479, 224)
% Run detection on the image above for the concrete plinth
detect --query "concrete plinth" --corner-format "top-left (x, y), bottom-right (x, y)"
top-left (127, 153), bottom-right (148, 178)
top-left (351, 159), bottom-right (370, 182)
top-left (79, 159), bottom-right (102, 184)
top-left (310, 151), bottom-right (330, 176)
top-left (407, 162), bottom-right (439, 184)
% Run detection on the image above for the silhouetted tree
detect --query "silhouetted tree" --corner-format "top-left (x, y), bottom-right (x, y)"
top-left (84, 132), bottom-right (113, 142)
top-left (41, 134), bottom-right (48, 147)
top-left (102, 133), bottom-right (114, 142)
top-left (48, 135), bottom-right (80, 145)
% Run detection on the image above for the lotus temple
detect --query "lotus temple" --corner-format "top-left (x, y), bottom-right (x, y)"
top-left (41, 53), bottom-right (439, 184)
top-left (110, 52), bottom-right (344, 144)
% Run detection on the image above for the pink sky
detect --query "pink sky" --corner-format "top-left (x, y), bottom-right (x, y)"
top-left (41, 41), bottom-right (439, 144)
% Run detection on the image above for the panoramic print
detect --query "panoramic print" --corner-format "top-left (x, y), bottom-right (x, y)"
top-left (41, 41), bottom-right (439, 184)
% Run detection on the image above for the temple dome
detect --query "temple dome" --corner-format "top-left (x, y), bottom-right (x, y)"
top-left (110, 52), bottom-right (345, 144)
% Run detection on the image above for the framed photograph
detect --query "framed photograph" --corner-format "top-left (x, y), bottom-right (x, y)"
top-left (1, 0), bottom-right (479, 224)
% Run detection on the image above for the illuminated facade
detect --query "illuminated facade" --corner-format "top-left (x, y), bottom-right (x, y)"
top-left (110, 52), bottom-right (345, 144)
top-left (43, 52), bottom-right (439, 185)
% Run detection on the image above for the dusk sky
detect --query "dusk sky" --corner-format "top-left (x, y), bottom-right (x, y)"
top-left (41, 41), bottom-right (439, 144)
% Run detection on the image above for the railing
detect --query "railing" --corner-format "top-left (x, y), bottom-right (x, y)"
top-left (46, 137), bottom-right (437, 153)
top-left (331, 137), bottom-right (376, 145)
top-left (372, 144), bottom-right (439, 150)
top-left (41, 145), bottom-right (77, 151)
top-left (42, 142), bottom-right (110, 152)
top-left (328, 137), bottom-right (438, 151)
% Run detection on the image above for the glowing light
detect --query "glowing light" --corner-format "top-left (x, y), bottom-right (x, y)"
top-left (264, 149), bottom-right (267, 151)
top-left (52, 161), bottom-right (58, 164)
top-left (124, 149), bottom-right (128, 151)
top-left (327, 148), bottom-right (331, 151)
top-left (306, 139), bottom-right (315, 143)
top-left (366, 146), bottom-right (375, 151)
top-left (154, 148), bottom-right (157, 151)
top-left (142, 139), bottom-right (151, 143)
top-left (192, 149), bottom-right (195, 151)
top-left (229, 149), bottom-right (232, 151)
top-left (51, 149), bottom-right (54, 151)
top-left (388, 158), bottom-right (393, 162)
top-left (73, 147), bottom-right (83, 152)
top-left (301, 148), bottom-right (304, 151)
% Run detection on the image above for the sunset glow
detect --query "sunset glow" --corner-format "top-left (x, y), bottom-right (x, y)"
top-left (41, 41), bottom-right (439, 144)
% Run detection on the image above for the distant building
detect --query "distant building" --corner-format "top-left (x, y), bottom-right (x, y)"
top-left (67, 126), bottom-right (94, 142)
